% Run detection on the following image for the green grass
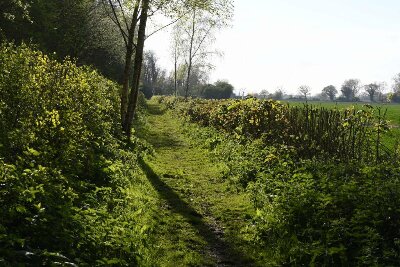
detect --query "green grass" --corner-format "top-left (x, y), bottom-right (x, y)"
top-left (134, 101), bottom-right (259, 266)
top-left (133, 99), bottom-right (400, 266)
top-left (286, 100), bottom-right (400, 126)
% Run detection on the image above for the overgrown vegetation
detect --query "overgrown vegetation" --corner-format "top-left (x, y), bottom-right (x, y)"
top-left (133, 102), bottom-right (258, 266)
top-left (0, 43), bottom-right (154, 266)
top-left (156, 95), bottom-right (400, 265)
top-left (157, 96), bottom-right (393, 162)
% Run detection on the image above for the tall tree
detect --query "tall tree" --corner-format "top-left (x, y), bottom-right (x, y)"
top-left (199, 80), bottom-right (233, 99)
top-left (322, 85), bottom-right (338, 101)
top-left (170, 24), bottom-right (185, 96)
top-left (123, 0), bottom-right (150, 137)
top-left (0, 0), bottom-right (31, 39)
top-left (142, 51), bottom-right (160, 92)
top-left (272, 88), bottom-right (284, 100)
top-left (0, 0), bottom-right (127, 81)
top-left (364, 83), bottom-right (382, 102)
top-left (393, 73), bottom-right (400, 93)
top-left (141, 50), bottom-right (169, 98)
top-left (173, 2), bottom-right (232, 98)
top-left (298, 85), bottom-right (311, 99)
top-left (105, 0), bottom-right (233, 137)
top-left (102, 0), bottom-right (141, 132)
top-left (1, 0), bottom-right (97, 57)
top-left (259, 89), bottom-right (269, 99)
top-left (341, 79), bottom-right (360, 101)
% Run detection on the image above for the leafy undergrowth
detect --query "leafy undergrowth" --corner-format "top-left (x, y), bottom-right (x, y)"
top-left (0, 43), bottom-right (159, 266)
top-left (156, 96), bottom-right (400, 266)
top-left (135, 101), bottom-right (261, 266)
top-left (4, 42), bottom-right (399, 266)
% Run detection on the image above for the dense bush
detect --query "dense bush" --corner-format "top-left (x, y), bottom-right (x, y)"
top-left (158, 96), bottom-right (400, 265)
top-left (217, 138), bottom-right (400, 265)
top-left (0, 43), bottom-right (153, 266)
top-left (255, 162), bottom-right (400, 265)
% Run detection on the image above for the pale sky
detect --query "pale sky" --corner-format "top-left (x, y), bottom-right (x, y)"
top-left (145, 0), bottom-right (400, 96)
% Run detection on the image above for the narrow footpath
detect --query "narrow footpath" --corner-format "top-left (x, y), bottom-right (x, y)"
top-left (136, 101), bottom-right (257, 267)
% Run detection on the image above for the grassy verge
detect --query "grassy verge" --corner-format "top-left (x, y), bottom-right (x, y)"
top-left (135, 101), bottom-right (261, 266)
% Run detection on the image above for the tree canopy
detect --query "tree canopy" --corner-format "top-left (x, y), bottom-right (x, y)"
top-left (322, 85), bottom-right (338, 101)
top-left (341, 79), bottom-right (360, 101)
top-left (201, 80), bottom-right (234, 99)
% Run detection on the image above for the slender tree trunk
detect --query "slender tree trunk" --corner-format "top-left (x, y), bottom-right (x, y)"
top-left (174, 47), bottom-right (178, 96)
top-left (185, 9), bottom-right (196, 98)
top-left (123, 0), bottom-right (149, 139)
top-left (120, 4), bottom-right (139, 124)
top-left (121, 46), bottom-right (133, 120)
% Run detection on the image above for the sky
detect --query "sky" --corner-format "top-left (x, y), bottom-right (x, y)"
top-left (145, 0), bottom-right (400, 96)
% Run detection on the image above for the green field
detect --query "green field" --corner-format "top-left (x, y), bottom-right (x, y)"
top-left (286, 100), bottom-right (400, 147)
top-left (286, 100), bottom-right (400, 126)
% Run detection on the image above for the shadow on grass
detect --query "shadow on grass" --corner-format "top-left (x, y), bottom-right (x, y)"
top-left (147, 102), bottom-right (166, 115)
top-left (137, 126), bottom-right (182, 148)
top-left (139, 158), bottom-right (254, 266)
top-left (135, 103), bottom-right (183, 148)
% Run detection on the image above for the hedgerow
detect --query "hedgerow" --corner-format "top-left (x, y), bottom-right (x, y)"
top-left (155, 96), bottom-right (391, 163)
top-left (0, 43), bottom-right (154, 266)
top-left (157, 95), bottom-right (400, 265)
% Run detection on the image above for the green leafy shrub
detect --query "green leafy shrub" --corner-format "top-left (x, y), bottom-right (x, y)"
top-left (0, 43), bottom-right (121, 178)
top-left (0, 43), bottom-right (153, 266)
top-left (158, 96), bottom-right (391, 163)
top-left (161, 96), bottom-right (400, 265)
top-left (250, 161), bottom-right (400, 266)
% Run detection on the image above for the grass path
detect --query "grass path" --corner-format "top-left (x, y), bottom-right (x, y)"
top-left (136, 101), bottom-right (256, 266)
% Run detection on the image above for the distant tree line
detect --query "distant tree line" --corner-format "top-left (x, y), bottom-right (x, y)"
top-left (252, 74), bottom-right (400, 103)
top-left (139, 50), bottom-right (234, 99)
top-left (253, 88), bottom-right (284, 100)
top-left (321, 78), bottom-right (395, 103)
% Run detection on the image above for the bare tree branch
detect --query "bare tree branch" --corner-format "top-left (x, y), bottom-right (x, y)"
top-left (106, 0), bottom-right (128, 48)
top-left (146, 17), bottom-right (182, 40)
top-left (147, 4), bottom-right (162, 17)
top-left (116, 0), bottom-right (130, 30)
top-left (192, 22), bottom-right (216, 58)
